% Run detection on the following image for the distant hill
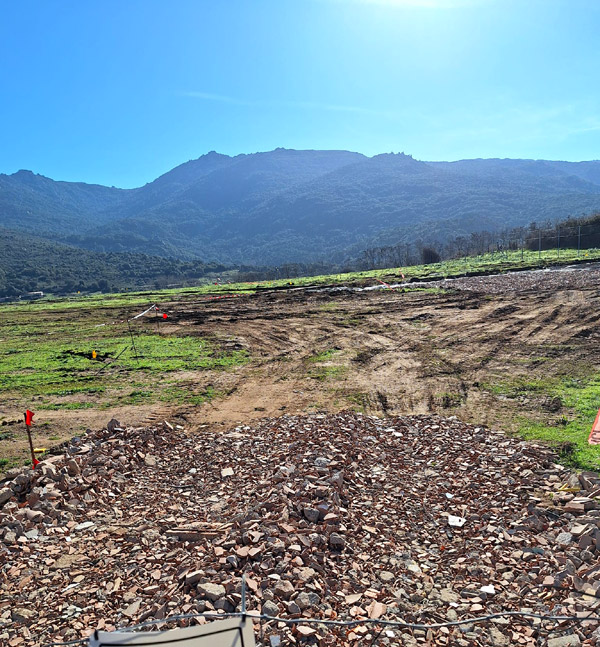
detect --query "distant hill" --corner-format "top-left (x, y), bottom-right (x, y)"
top-left (0, 228), bottom-right (228, 298)
top-left (2, 149), bottom-right (600, 266)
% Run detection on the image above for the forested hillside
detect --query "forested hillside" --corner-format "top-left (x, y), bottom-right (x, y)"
top-left (2, 149), bottom-right (600, 267)
top-left (0, 228), bottom-right (228, 298)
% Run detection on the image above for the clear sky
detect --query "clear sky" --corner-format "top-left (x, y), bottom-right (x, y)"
top-left (1, 0), bottom-right (599, 188)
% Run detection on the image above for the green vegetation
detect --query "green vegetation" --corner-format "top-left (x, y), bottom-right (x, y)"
top-left (308, 366), bottom-right (346, 381)
top-left (483, 375), bottom-right (600, 470)
top-left (0, 298), bottom-right (249, 416)
top-left (0, 227), bottom-right (231, 299)
top-left (308, 348), bottom-right (339, 363)
top-left (5, 151), bottom-right (600, 272)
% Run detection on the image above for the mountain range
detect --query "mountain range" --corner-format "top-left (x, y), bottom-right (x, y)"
top-left (3, 149), bottom-right (600, 270)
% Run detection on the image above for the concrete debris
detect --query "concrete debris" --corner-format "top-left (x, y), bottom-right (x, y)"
top-left (1, 413), bottom-right (600, 646)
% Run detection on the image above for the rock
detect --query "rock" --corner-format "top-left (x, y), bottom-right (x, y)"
top-left (66, 459), bottom-right (80, 476)
top-left (329, 532), bottom-right (346, 549)
top-left (556, 532), bottom-right (573, 546)
top-left (185, 570), bottom-right (203, 586)
top-left (214, 598), bottom-right (235, 612)
top-left (107, 418), bottom-right (121, 433)
top-left (287, 601), bottom-right (301, 614)
top-left (547, 634), bottom-right (581, 647)
top-left (3, 531), bottom-right (17, 544)
top-left (378, 570), bottom-right (395, 583)
top-left (448, 515), bottom-right (467, 527)
top-left (303, 507), bottom-right (320, 523)
top-left (297, 567), bottom-right (315, 582)
top-left (0, 487), bottom-right (12, 506)
top-left (262, 600), bottom-right (280, 617)
top-left (12, 608), bottom-right (35, 624)
top-left (123, 600), bottom-right (140, 618)
top-left (488, 626), bottom-right (509, 646)
top-left (144, 455), bottom-right (157, 467)
top-left (197, 582), bottom-right (226, 601)
top-left (440, 588), bottom-right (459, 603)
top-left (295, 592), bottom-right (313, 610)
top-left (274, 580), bottom-right (295, 600)
top-left (329, 471), bottom-right (344, 488)
top-left (73, 521), bottom-right (95, 531)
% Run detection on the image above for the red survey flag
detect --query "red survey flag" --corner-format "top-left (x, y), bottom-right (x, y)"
top-left (25, 410), bottom-right (34, 426)
top-left (163, 313), bottom-right (168, 319)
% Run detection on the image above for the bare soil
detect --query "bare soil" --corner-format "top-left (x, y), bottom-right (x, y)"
top-left (4, 265), bottom-right (600, 470)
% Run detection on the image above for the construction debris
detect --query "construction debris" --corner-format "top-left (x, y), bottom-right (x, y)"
top-left (2, 413), bottom-right (600, 646)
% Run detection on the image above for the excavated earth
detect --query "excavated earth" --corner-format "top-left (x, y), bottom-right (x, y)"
top-left (3, 265), bottom-right (600, 646)
top-left (2, 413), bottom-right (600, 646)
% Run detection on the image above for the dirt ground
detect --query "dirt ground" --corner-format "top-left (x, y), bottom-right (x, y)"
top-left (4, 265), bottom-right (600, 470)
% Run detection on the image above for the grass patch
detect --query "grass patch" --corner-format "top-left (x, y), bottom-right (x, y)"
top-left (484, 374), bottom-right (600, 470)
top-left (308, 348), bottom-right (339, 363)
top-left (38, 402), bottom-right (96, 411)
top-left (3, 247), bottom-right (598, 316)
top-left (308, 366), bottom-right (346, 381)
top-left (0, 298), bottom-right (250, 415)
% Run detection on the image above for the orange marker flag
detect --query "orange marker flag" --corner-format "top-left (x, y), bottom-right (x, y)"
top-left (589, 409), bottom-right (600, 445)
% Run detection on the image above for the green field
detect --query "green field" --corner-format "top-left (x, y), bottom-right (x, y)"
top-left (2, 247), bottom-right (600, 472)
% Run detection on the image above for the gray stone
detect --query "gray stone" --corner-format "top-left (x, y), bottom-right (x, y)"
top-left (329, 471), bottom-right (344, 488)
top-left (73, 521), bottom-right (95, 531)
top-left (197, 582), bottom-right (226, 601)
top-left (123, 600), bottom-right (141, 618)
top-left (12, 607), bottom-right (35, 623)
top-left (547, 634), bottom-right (581, 647)
top-left (295, 592), bottom-right (313, 610)
top-left (66, 459), bottom-right (80, 476)
top-left (297, 567), bottom-right (315, 582)
top-left (25, 508), bottom-right (44, 523)
top-left (378, 570), bottom-right (395, 584)
top-left (262, 600), bottom-right (280, 617)
top-left (3, 531), bottom-right (16, 544)
top-left (303, 507), bottom-right (320, 523)
top-left (329, 532), bottom-right (346, 549)
top-left (488, 626), bottom-right (509, 646)
top-left (307, 592), bottom-right (321, 606)
top-left (440, 588), bottom-right (459, 603)
top-left (0, 487), bottom-right (12, 506)
top-left (274, 579), bottom-right (295, 600)
top-left (556, 532), bottom-right (573, 546)
top-left (287, 601), bottom-right (301, 614)
top-left (214, 598), bottom-right (235, 612)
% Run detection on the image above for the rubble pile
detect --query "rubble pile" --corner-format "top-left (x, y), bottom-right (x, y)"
top-left (2, 413), bottom-right (600, 647)
top-left (404, 264), bottom-right (600, 295)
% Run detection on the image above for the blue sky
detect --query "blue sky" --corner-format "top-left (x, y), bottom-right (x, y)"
top-left (1, 0), bottom-right (599, 188)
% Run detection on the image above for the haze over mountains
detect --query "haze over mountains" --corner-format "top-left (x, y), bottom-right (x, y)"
top-left (3, 148), bottom-right (600, 269)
